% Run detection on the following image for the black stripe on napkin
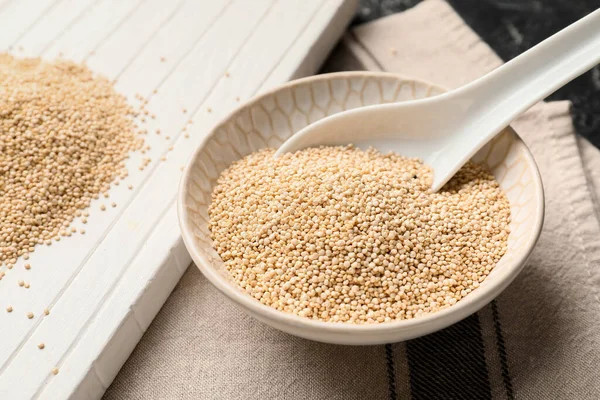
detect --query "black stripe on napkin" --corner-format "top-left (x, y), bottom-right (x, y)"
top-left (491, 301), bottom-right (514, 399)
top-left (385, 344), bottom-right (398, 400)
top-left (406, 313), bottom-right (492, 400)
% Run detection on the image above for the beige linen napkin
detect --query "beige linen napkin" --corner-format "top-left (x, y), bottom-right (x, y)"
top-left (104, 1), bottom-right (600, 399)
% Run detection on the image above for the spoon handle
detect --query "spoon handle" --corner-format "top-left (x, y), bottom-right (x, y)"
top-left (459, 9), bottom-right (600, 133)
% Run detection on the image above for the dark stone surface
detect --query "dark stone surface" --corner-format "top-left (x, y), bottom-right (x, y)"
top-left (353, 0), bottom-right (600, 147)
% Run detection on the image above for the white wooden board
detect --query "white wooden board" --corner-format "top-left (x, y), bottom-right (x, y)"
top-left (0, 1), bottom-right (357, 398)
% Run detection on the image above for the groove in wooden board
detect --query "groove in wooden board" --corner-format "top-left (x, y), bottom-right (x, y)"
top-left (13, 0), bottom-right (98, 56)
top-left (75, 234), bottom-right (189, 399)
top-left (87, 0), bottom-right (186, 78)
top-left (40, 310), bottom-right (146, 399)
top-left (37, 0), bottom-right (112, 57)
top-left (192, 0), bottom-right (326, 120)
top-left (0, 205), bottom-right (128, 378)
top-left (0, 0), bottom-right (59, 48)
top-left (0, 200), bottom-right (118, 370)
top-left (0, 1), bottom-right (278, 396)
top-left (130, 0), bottom-right (275, 136)
top-left (42, 0), bottom-right (146, 61)
top-left (4, 0), bottom-right (330, 396)
top-left (38, 213), bottom-right (186, 398)
top-left (258, 0), bottom-right (359, 92)
top-left (115, 0), bottom-right (233, 97)
top-left (98, 231), bottom-right (187, 384)
top-left (112, 0), bottom-right (234, 82)
top-left (38, 214), bottom-right (186, 397)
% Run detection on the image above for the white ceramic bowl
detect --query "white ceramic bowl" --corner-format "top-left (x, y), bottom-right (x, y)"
top-left (178, 72), bottom-right (544, 345)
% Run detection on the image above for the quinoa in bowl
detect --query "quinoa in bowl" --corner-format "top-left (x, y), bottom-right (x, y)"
top-left (178, 72), bottom-right (543, 344)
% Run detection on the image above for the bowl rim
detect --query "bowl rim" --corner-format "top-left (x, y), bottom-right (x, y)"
top-left (177, 71), bottom-right (545, 336)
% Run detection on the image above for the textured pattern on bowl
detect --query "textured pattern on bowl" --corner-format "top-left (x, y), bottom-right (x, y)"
top-left (178, 72), bottom-right (544, 345)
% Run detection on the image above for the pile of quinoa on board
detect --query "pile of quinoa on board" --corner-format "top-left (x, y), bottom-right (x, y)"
top-left (0, 53), bottom-right (144, 268)
top-left (209, 146), bottom-right (510, 324)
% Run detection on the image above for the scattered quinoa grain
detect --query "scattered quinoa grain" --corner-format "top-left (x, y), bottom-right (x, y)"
top-left (100, 204), bottom-right (106, 211)
top-left (27, 312), bottom-right (34, 319)
top-left (44, 308), bottom-right (50, 315)
top-left (111, 202), bottom-right (116, 208)
top-left (6, 306), bottom-right (12, 312)
top-left (25, 264), bottom-right (31, 270)
top-left (18, 280), bottom-right (24, 287)
top-left (24, 282), bottom-right (30, 289)
top-left (51, 367), bottom-right (59, 375)
top-left (209, 146), bottom-right (510, 324)
top-left (38, 343), bottom-right (45, 349)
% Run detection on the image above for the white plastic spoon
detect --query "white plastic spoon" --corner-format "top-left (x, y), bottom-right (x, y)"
top-left (275, 9), bottom-right (600, 191)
